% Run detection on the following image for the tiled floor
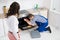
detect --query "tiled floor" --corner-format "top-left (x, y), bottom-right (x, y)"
top-left (20, 25), bottom-right (60, 40)
top-left (0, 19), bottom-right (60, 40)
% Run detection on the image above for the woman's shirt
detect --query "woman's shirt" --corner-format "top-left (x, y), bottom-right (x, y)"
top-left (7, 15), bottom-right (19, 40)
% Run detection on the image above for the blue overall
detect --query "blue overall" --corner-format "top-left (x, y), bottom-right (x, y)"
top-left (36, 20), bottom-right (48, 32)
top-left (31, 15), bottom-right (48, 32)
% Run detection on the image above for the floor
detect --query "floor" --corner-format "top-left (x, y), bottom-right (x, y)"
top-left (20, 25), bottom-right (60, 40)
top-left (0, 19), bottom-right (60, 40)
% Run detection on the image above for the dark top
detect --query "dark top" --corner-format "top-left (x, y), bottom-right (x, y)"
top-left (18, 17), bottom-right (30, 30)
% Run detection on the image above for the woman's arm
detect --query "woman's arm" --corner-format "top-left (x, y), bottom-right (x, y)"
top-left (24, 19), bottom-right (33, 25)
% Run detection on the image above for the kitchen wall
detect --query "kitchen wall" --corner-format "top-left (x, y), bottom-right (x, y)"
top-left (43, 0), bottom-right (51, 9)
top-left (0, 0), bottom-right (51, 14)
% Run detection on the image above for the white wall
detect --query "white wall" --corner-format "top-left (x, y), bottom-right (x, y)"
top-left (0, 0), bottom-right (51, 14)
top-left (0, 0), bottom-right (5, 14)
top-left (43, 0), bottom-right (51, 9)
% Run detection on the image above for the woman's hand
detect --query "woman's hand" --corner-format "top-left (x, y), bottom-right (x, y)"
top-left (17, 29), bottom-right (21, 40)
top-left (17, 32), bottom-right (20, 40)
top-left (18, 36), bottom-right (20, 40)
top-left (27, 26), bottom-right (32, 28)
top-left (24, 19), bottom-right (32, 25)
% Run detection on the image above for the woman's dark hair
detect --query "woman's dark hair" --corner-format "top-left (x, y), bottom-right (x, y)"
top-left (7, 2), bottom-right (20, 17)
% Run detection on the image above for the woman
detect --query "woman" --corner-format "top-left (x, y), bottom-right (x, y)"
top-left (7, 2), bottom-right (20, 40)
top-left (18, 14), bottom-right (37, 30)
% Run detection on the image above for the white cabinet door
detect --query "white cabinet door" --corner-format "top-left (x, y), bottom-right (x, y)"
top-left (0, 19), bottom-right (9, 40)
top-left (0, 19), bottom-right (5, 40)
top-left (51, 0), bottom-right (60, 12)
top-left (0, 19), bottom-right (4, 37)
